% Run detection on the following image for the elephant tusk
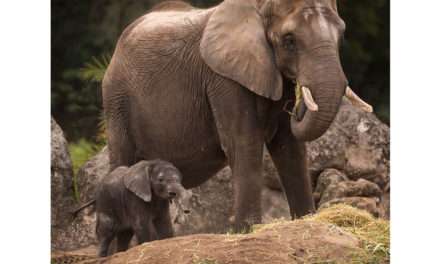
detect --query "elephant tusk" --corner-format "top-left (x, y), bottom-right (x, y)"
top-left (301, 86), bottom-right (319, 112)
top-left (345, 86), bottom-right (373, 113)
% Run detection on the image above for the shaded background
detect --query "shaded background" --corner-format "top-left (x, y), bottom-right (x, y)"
top-left (52, 0), bottom-right (389, 143)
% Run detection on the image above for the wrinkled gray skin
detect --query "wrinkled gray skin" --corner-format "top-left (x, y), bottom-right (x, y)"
top-left (95, 160), bottom-right (190, 257)
top-left (103, 0), bottom-right (347, 231)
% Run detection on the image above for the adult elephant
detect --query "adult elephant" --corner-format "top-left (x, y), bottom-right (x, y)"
top-left (102, 0), bottom-right (372, 231)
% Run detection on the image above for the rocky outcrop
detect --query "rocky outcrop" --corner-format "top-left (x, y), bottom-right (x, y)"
top-left (55, 148), bottom-right (110, 251)
top-left (308, 99), bottom-right (390, 189)
top-left (52, 205), bottom-right (390, 264)
top-left (319, 178), bottom-right (382, 206)
top-left (51, 117), bottom-right (76, 249)
top-left (76, 147), bottom-right (109, 203)
top-left (263, 100), bottom-right (390, 218)
top-left (314, 168), bottom-right (348, 195)
top-left (264, 99), bottom-right (390, 191)
top-left (51, 117), bottom-right (74, 228)
top-left (59, 220), bottom-right (362, 264)
top-left (313, 169), bottom-right (384, 217)
top-left (51, 121), bottom-right (107, 251)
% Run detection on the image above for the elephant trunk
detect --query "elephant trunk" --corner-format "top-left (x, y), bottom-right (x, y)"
top-left (290, 46), bottom-right (347, 141)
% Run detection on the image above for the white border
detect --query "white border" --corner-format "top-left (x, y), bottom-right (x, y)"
top-left (0, 1), bottom-right (50, 262)
top-left (1, 0), bottom-right (440, 262)
top-left (391, 0), bottom-right (440, 263)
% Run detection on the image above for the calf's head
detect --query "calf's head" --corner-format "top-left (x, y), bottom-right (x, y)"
top-left (123, 160), bottom-right (187, 202)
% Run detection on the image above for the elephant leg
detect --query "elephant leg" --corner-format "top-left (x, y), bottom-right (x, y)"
top-left (154, 207), bottom-right (174, 240)
top-left (207, 78), bottom-right (264, 232)
top-left (133, 218), bottom-right (157, 244)
top-left (105, 94), bottom-right (136, 170)
top-left (266, 116), bottom-right (315, 218)
top-left (229, 140), bottom-right (264, 233)
top-left (96, 214), bottom-right (116, 257)
top-left (116, 229), bottom-right (133, 253)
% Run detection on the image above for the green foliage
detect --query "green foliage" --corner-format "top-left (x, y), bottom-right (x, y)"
top-left (68, 139), bottom-right (104, 201)
top-left (79, 54), bottom-right (111, 83)
top-left (69, 138), bottom-right (103, 174)
top-left (339, 0), bottom-right (390, 123)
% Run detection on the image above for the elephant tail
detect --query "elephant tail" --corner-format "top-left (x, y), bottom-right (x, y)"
top-left (70, 199), bottom-right (96, 218)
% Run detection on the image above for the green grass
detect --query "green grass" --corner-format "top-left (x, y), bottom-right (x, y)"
top-left (68, 138), bottom-right (104, 201)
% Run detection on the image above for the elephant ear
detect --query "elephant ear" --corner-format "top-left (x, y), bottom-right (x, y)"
top-left (123, 161), bottom-right (152, 202)
top-left (200, 0), bottom-right (283, 101)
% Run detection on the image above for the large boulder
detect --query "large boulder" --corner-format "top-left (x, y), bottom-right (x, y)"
top-left (263, 100), bottom-right (390, 218)
top-left (308, 99), bottom-right (390, 188)
top-left (312, 168), bottom-right (384, 217)
top-left (319, 178), bottom-right (382, 206)
top-left (262, 148), bottom-right (281, 190)
top-left (51, 117), bottom-right (76, 249)
top-left (52, 205), bottom-right (390, 264)
top-left (59, 220), bottom-right (362, 264)
top-left (174, 167), bottom-right (291, 235)
top-left (76, 147), bottom-right (110, 203)
top-left (51, 140), bottom-right (109, 251)
top-left (314, 168), bottom-right (349, 195)
top-left (264, 100), bottom-right (390, 191)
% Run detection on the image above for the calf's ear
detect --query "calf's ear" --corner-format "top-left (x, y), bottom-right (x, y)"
top-left (123, 161), bottom-right (152, 202)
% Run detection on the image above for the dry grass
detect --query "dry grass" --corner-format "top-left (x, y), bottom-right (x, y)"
top-left (253, 204), bottom-right (390, 263)
top-left (306, 204), bottom-right (390, 264)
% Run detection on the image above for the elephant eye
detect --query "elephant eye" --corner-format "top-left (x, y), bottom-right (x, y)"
top-left (282, 34), bottom-right (296, 51)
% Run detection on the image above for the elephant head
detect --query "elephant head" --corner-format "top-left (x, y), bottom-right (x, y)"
top-left (201, 0), bottom-right (372, 141)
top-left (124, 160), bottom-right (186, 202)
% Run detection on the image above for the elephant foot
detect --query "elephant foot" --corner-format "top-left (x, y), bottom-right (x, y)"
top-left (232, 214), bottom-right (261, 234)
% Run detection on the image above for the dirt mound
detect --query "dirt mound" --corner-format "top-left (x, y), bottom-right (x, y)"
top-left (52, 205), bottom-right (389, 264)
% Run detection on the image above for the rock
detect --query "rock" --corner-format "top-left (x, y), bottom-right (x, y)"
top-left (76, 147), bottom-right (110, 203)
top-left (315, 168), bottom-right (349, 194)
top-left (173, 167), bottom-right (291, 235)
top-left (263, 100), bottom-right (390, 193)
top-left (307, 99), bottom-right (390, 189)
top-left (319, 179), bottom-right (382, 206)
top-left (171, 166), bottom-right (234, 235)
top-left (261, 188), bottom-right (290, 223)
top-left (78, 220), bottom-right (361, 264)
top-left (262, 148), bottom-right (281, 191)
top-left (51, 211), bottom-right (98, 251)
top-left (320, 197), bottom-right (381, 217)
top-left (51, 117), bottom-right (76, 249)
top-left (379, 183), bottom-right (390, 219)
top-left (52, 147), bottom-right (109, 251)
top-left (51, 117), bottom-right (75, 228)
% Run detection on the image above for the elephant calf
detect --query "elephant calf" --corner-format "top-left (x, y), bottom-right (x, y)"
top-left (95, 160), bottom-right (191, 257)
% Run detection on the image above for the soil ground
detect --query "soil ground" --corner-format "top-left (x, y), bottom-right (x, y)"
top-left (51, 205), bottom-right (389, 264)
